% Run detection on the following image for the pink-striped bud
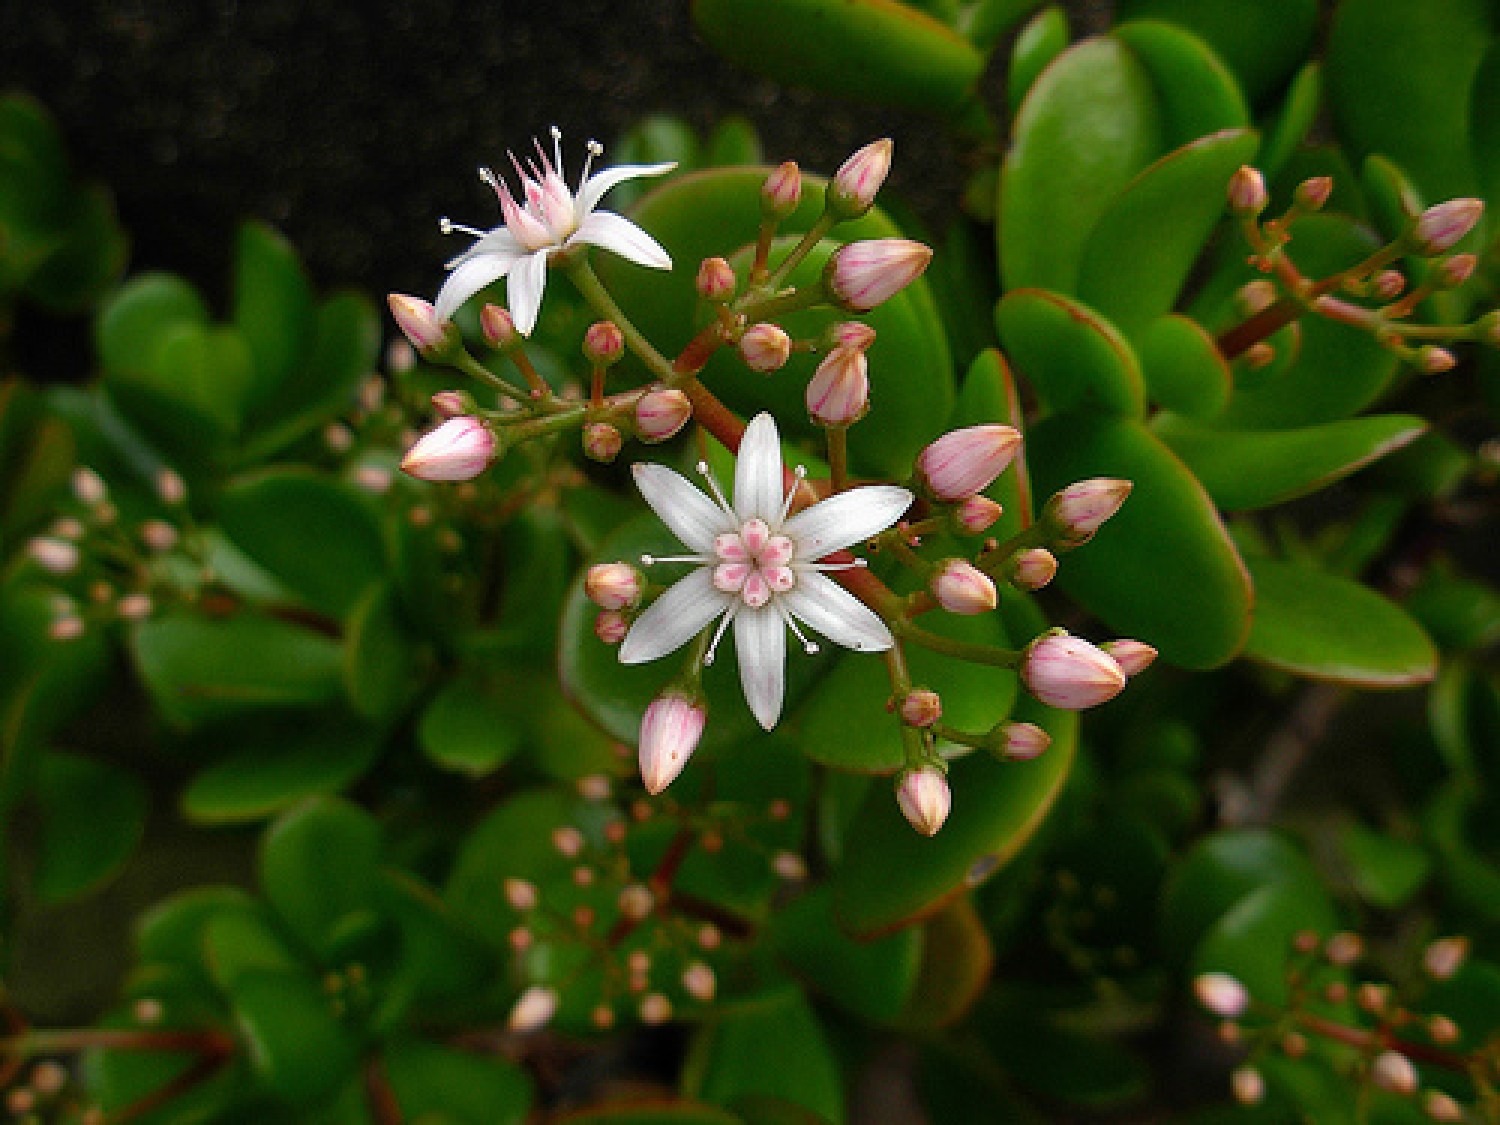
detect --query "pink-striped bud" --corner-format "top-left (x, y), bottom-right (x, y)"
top-left (739, 323), bottom-right (792, 372)
top-left (697, 256), bottom-right (737, 301)
top-left (824, 321), bottom-right (877, 352)
top-left (1438, 253), bottom-right (1477, 288)
top-left (635, 389), bottom-right (692, 443)
top-left (388, 294), bottom-right (455, 354)
top-left (1021, 634), bottom-right (1126, 710)
top-left (401, 417), bottom-right (497, 481)
top-left (595, 610), bottom-right (629, 644)
top-left (761, 161), bottom-right (802, 220)
top-left (1372, 269), bottom-right (1406, 300)
top-left (583, 321), bottom-right (625, 365)
top-left (481, 303), bottom-right (520, 349)
top-left (954, 495), bottom-right (1003, 535)
top-left (1227, 166), bottom-right (1268, 215)
top-left (682, 961), bottom-right (717, 1002)
top-left (900, 689), bottom-right (942, 728)
top-left (430, 390), bottom-right (468, 417)
top-left (993, 721), bottom-right (1050, 761)
top-left (1420, 346), bottom-right (1457, 374)
top-left (585, 562), bottom-right (643, 611)
top-left (895, 766), bottom-right (951, 836)
top-left (1194, 972), bottom-right (1250, 1019)
top-left (930, 559), bottom-right (997, 616)
top-left (826, 239), bottom-right (933, 312)
top-left (29, 537), bottom-right (80, 575)
top-left (1043, 478), bottom-right (1132, 547)
top-left (73, 467), bottom-right (108, 506)
top-left (1101, 639), bottom-right (1157, 678)
top-left (1411, 198), bottom-right (1484, 254)
top-left (638, 692), bottom-right (707, 795)
top-left (827, 138), bottom-right (893, 220)
top-left (1010, 548), bottom-right (1057, 591)
top-left (1425, 1092), bottom-right (1464, 1122)
top-left (1294, 175), bottom-right (1332, 211)
top-left (917, 424), bottom-right (1023, 502)
top-left (507, 985), bottom-right (559, 1033)
top-left (582, 422), bottom-right (624, 463)
top-left (806, 346), bottom-right (869, 426)
top-left (1371, 1051), bottom-right (1418, 1096)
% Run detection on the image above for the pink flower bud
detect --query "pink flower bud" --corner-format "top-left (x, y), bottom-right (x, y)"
top-left (595, 610), bottom-right (629, 644)
top-left (1021, 634), bottom-right (1126, 710)
top-left (49, 616), bottom-right (85, 642)
top-left (388, 293), bottom-right (452, 353)
top-left (507, 985), bottom-right (559, 1033)
top-left (1420, 346), bottom-right (1457, 374)
top-left (1101, 639), bottom-right (1157, 678)
top-left (827, 138), bottom-right (893, 220)
top-left (739, 323), bottom-right (792, 373)
top-left (481, 303), bottom-right (519, 349)
top-left (900, 689), bottom-right (942, 728)
top-left (948, 495), bottom-right (1001, 535)
top-left (825, 321), bottom-right (877, 352)
top-left (1371, 1051), bottom-right (1417, 1096)
top-left (503, 878), bottom-right (538, 911)
top-left (116, 593), bottom-right (153, 621)
top-left (1438, 253), bottom-right (1477, 288)
top-left (585, 562), bottom-right (644, 611)
top-left (696, 256), bottom-right (737, 301)
top-left (1295, 175), bottom-right (1332, 211)
top-left (1425, 1092), bottom-right (1464, 1122)
top-left (826, 239), bottom-right (933, 312)
top-left (639, 993), bottom-right (673, 1025)
top-left (917, 424), bottom-right (1023, 502)
top-left (139, 520), bottom-right (178, 553)
top-left (156, 468), bottom-right (187, 506)
top-left (1411, 198), bottom-right (1484, 254)
top-left (582, 422), bottom-right (623, 463)
top-left (583, 320), bottom-right (625, 365)
top-left (635, 389), bottom-right (692, 443)
top-left (895, 766), bottom-right (951, 836)
top-left (761, 161), bottom-right (802, 219)
top-left (29, 537), bottom-right (80, 575)
top-left (994, 721), bottom-right (1050, 761)
top-left (638, 692), bottom-right (706, 795)
top-left (1043, 478), bottom-right (1132, 547)
top-left (682, 961), bottom-right (717, 1002)
top-left (806, 346), bottom-right (869, 426)
top-left (930, 559), bottom-right (997, 616)
top-left (72, 467), bottom-right (108, 506)
top-left (1372, 269), bottom-right (1406, 300)
top-left (1010, 548), bottom-right (1057, 591)
top-left (400, 417), bottom-right (497, 481)
top-left (1227, 166), bottom-right (1268, 215)
top-left (1194, 972), bottom-right (1250, 1019)
top-left (1230, 1066), bottom-right (1264, 1105)
top-left (618, 884), bottom-right (654, 920)
top-left (430, 390), bottom-right (467, 417)
top-left (1324, 931), bottom-right (1362, 965)
top-left (1423, 936), bottom-right (1468, 980)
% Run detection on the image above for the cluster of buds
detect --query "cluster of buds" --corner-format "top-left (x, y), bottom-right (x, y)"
top-left (584, 562), bottom-right (645, 648)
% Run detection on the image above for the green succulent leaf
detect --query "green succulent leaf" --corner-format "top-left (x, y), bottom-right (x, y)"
top-left (1134, 314), bottom-right (1232, 419)
top-left (32, 751), bottom-right (147, 903)
top-left (1111, 22), bottom-right (1250, 145)
top-left (230, 970), bottom-right (360, 1105)
top-left (995, 289), bottom-right (1146, 417)
top-left (383, 1039), bottom-right (533, 1125)
top-left (1008, 6), bottom-right (1072, 118)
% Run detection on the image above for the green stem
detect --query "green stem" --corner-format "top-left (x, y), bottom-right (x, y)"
top-left (883, 644), bottom-right (928, 771)
top-left (767, 213), bottom-right (836, 290)
top-left (976, 524), bottom-right (1045, 575)
top-left (897, 621), bottom-right (1022, 669)
top-left (931, 723), bottom-right (989, 751)
top-left (566, 259), bottom-right (682, 385)
top-left (452, 352), bottom-right (534, 406)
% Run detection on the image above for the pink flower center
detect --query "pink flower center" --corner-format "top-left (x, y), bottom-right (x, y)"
top-left (711, 518), bottom-right (796, 608)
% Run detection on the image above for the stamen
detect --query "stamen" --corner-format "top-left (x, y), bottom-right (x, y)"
top-left (550, 125), bottom-right (564, 172)
top-left (804, 557), bottom-right (869, 572)
top-left (478, 166), bottom-right (504, 193)
top-left (778, 465), bottom-right (808, 526)
top-left (703, 608), bottom-right (735, 666)
top-left (781, 607), bottom-right (820, 655)
top-left (440, 218), bottom-right (488, 239)
top-left (640, 553), bottom-right (711, 567)
top-left (581, 139), bottom-right (603, 185)
top-left (696, 461), bottom-right (734, 516)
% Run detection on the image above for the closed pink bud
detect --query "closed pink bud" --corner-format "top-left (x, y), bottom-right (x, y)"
top-left (1194, 972), bottom-right (1250, 1018)
top-left (917, 424), bottom-right (1023, 502)
top-left (139, 520), bottom-right (178, 553)
top-left (806, 346), bottom-right (869, 425)
top-left (931, 559), bottom-right (997, 615)
top-left (583, 422), bottom-right (624, 463)
top-left (156, 468), bottom-right (187, 506)
top-left (739, 323), bottom-right (792, 372)
top-left (430, 390), bottom-right (467, 417)
top-left (761, 161), bottom-right (802, 219)
top-left (388, 293), bottom-right (452, 353)
top-left (697, 256), bottom-right (737, 301)
top-left (481, 303), bottom-right (520, 349)
top-left (585, 562), bottom-right (643, 611)
top-left (29, 537), bottom-right (80, 575)
top-left (594, 610), bottom-right (629, 644)
top-left (1101, 639), bottom-right (1157, 678)
top-left (1371, 1051), bottom-right (1418, 1096)
top-left (401, 417), bottom-right (497, 481)
top-left (995, 721), bottom-right (1050, 761)
top-left (1411, 198), bottom-right (1484, 254)
top-left (895, 766), bottom-right (951, 836)
top-left (583, 320), bottom-right (625, 365)
top-left (1372, 269), bottom-right (1405, 300)
top-left (1044, 478), bottom-right (1132, 547)
top-left (503, 878), bottom-right (539, 911)
top-left (639, 993), bottom-right (673, 1025)
top-left (1294, 175), bottom-right (1332, 211)
top-left (1425, 1092), bottom-right (1464, 1122)
top-left (1021, 634), bottom-right (1126, 710)
top-left (1423, 936), bottom-right (1468, 980)
top-left (1011, 548), bottom-right (1057, 591)
top-left (827, 138), bottom-right (893, 219)
top-left (1438, 253), bottom-right (1477, 288)
top-left (1230, 1066), bottom-right (1264, 1105)
top-left (826, 239), bottom-right (933, 312)
top-left (682, 961), bottom-right (717, 1002)
top-left (954, 495), bottom-right (1004, 534)
top-left (1227, 166), bottom-right (1268, 215)
top-left (825, 321), bottom-right (877, 352)
top-left (638, 692), bottom-right (706, 795)
top-left (116, 593), bottom-right (153, 621)
top-left (1420, 346), bottom-right (1457, 373)
top-left (507, 985), bottom-right (559, 1033)
top-left (73, 467), bottom-right (108, 505)
top-left (635, 389), bottom-right (692, 442)
top-left (900, 689), bottom-right (942, 728)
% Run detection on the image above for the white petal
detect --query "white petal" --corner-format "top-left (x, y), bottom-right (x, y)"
top-left (734, 413), bottom-right (785, 525)
top-left (782, 485), bottom-right (913, 559)
top-left (782, 571), bottom-right (894, 653)
top-left (618, 568), bottom-right (729, 665)
top-left (444, 226), bottom-right (522, 269)
top-left (572, 211), bottom-right (673, 270)
top-left (631, 463), bottom-right (730, 553)
top-left (507, 250), bottom-right (551, 336)
top-left (435, 252), bottom-right (519, 320)
top-left (734, 605), bottom-right (786, 730)
top-left (576, 161), bottom-right (678, 216)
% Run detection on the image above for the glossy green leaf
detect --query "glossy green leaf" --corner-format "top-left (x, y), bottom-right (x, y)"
top-left (219, 470), bottom-right (387, 619)
top-left (979, 991), bottom-right (1151, 1109)
top-left (375, 871), bottom-right (494, 1012)
top-left (1408, 569), bottom-right (1500, 652)
top-left (1000, 37), bottom-right (1164, 293)
top-left (1193, 878), bottom-right (1338, 1005)
top-left (95, 273), bottom-right (210, 378)
top-left (136, 885), bottom-right (262, 976)
top-left (706, 115), bottom-right (764, 167)
top-left (131, 612), bottom-right (345, 729)
top-left (204, 907), bottom-right (303, 991)
top-left (384, 1039), bottom-right (532, 1125)
top-left (995, 289), bottom-right (1145, 417)
top-left (87, 1010), bottom-right (248, 1124)
top-left (418, 675), bottom-right (521, 777)
top-left (1242, 556), bottom-right (1438, 687)
top-left (1337, 821), bottom-right (1431, 909)
top-left (1135, 314), bottom-right (1231, 418)
top-left (260, 798), bottom-right (382, 959)
top-left (24, 182), bottom-right (129, 313)
top-left (1153, 413), bottom-right (1426, 509)
top-left (1112, 23), bottom-right (1250, 146)
top-left (1027, 411), bottom-right (1252, 668)
top-left (1471, 40), bottom-right (1500, 202)
top-left (898, 895), bottom-right (994, 1030)
top-left (554, 1104), bottom-right (741, 1125)
top-left (233, 222), bottom-right (314, 409)
top-left (32, 751), bottom-right (147, 903)
top-left (230, 970), bottom-right (360, 1105)
top-left (1327, 0), bottom-right (1490, 200)
top-left (343, 583), bottom-right (421, 723)
top-left (1008, 7), bottom-right (1070, 118)
top-left (685, 986), bottom-right (844, 1124)
top-left (1260, 63), bottom-right (1323, 183)
top-left (690, 0), bottom-right (983, 115)
top-left (1076, 129), bottom-right (1259, 337)
top-left (1115, 0), bottom-right (1317, 105)
top-left (769, 887), bottom-right (922, 1022)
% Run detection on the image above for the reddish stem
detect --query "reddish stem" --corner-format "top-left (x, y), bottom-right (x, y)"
top-left (364, 1056), bottom-right (405, 1125)
top-left (1295, 1010), bottom-right (1471, 1072)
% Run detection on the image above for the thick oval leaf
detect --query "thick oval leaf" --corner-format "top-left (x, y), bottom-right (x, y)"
top-left (136, 885), bottom-right (263, 976)
top-left (1192, 879), bottom-right (1338, 1005)
top-left (1008, 6), bottom-right (1071, 118)
top-left (691, 0), bottom-right (983, 114)
top-left (32, 751), bottom-right (147, 903)
top-left (230, 970), bottom-right (360, 1105)
top-left (1026, 411), bottom-right (1252, 668)
top-left (260, 797), bottom-right (382, 958)
top-left (1076, 129), bottom-right (1259, 337)
top-left (418, 675), bottom-right (522, 777)
top-left (1242, 556), bottom-right (1438, 686)
top-left (1153, 413), bottom-right (1426, 509)
top-left (233, 221), bottom-right (314, 410)
top-left (897, 895), bottom-right (994, 1030)
top-left (999, 37), bottom-right (1164, 293)
top-left (1112, 23), bottom-right (1251, 146)
top-left (995, 289), bottom-right (1145, 417)
top-left (384, 1039), bottom-right (532, 1125)
top-left (95, 273), bottom-right (210, 379)
top-left (218, 470), bottom-right (387, 619)
top-left (554, 1104), bottom-right (741, 1125)
top-left (1471, 40), bottom-right (1500, 203)
top-left (1260, 63), bottom-right (1323, 183)
top-left (343, 583), bottom-right (422, 723)
top-left (204, 907), bottom-right (303, 991)
top-left (1135, 314), bottom-right (1231, 419)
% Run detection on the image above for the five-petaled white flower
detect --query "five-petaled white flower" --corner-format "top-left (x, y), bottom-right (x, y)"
top-left (435, 127), bottom-right (676, 335)
top-left (619, 413), bottom-right (913, 730)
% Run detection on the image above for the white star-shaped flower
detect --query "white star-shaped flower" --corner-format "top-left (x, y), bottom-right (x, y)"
top-left (619, 413), bottom-right (913, 730)
top-left (434, 127), bottom-right (676, 335)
